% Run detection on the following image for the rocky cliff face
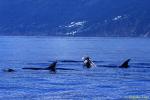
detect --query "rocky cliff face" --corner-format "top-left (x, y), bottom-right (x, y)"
top-left (0, 0), bottom-right (150, 37)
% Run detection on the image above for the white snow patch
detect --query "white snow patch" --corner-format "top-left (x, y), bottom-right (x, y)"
top-left (66, 31), bottom-right (77, 36)
top-left (112, 16), bottom-right (122, 21)
top-left (65, 21), bottom-right (86, 28)
top-left (58, 21), bottom-right (87, 36)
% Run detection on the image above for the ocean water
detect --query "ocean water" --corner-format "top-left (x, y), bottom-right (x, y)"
top-left (0, 36), bottom-right (150, 100)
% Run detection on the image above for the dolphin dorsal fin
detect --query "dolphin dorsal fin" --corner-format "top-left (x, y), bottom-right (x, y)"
top-left (120, 59), bottom-right (131, 68)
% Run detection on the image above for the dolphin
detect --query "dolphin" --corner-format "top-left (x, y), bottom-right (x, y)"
top-left (119, 59), bottom-right (131, 68)
top-left (22, 61), bottom-right (78, 73)
top-left (3, 68), bottom-right (15, 72)
top-left (96, 59), bottom-right (131, 68)
top-left (82, 56), bottom-right (96, 68)
top-left (23, 61), bottom-right (57, 73)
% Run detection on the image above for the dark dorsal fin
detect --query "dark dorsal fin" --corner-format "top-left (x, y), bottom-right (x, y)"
top-left (47, 61), bottom-right (57, 72)
top-left (120, 59), bottom-right (131, 68)
top-left (22, 61), bottom-right (57, 72)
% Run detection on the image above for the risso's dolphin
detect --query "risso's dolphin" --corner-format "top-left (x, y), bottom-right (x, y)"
top-left (23, 61), bottom-right (57, 73)
top-left (96, 59), bottom-right (131, 68)
top-left (22, 61), bottom-right (78, 73)
top-left (82, 56), bottom-right (96, 68)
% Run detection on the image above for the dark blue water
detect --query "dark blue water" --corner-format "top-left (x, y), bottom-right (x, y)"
top-left (0, 36), bottom-right (150, 100)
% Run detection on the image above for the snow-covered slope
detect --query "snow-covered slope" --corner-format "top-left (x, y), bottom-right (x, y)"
top-left (0, 0), bottom-right (150, 37)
